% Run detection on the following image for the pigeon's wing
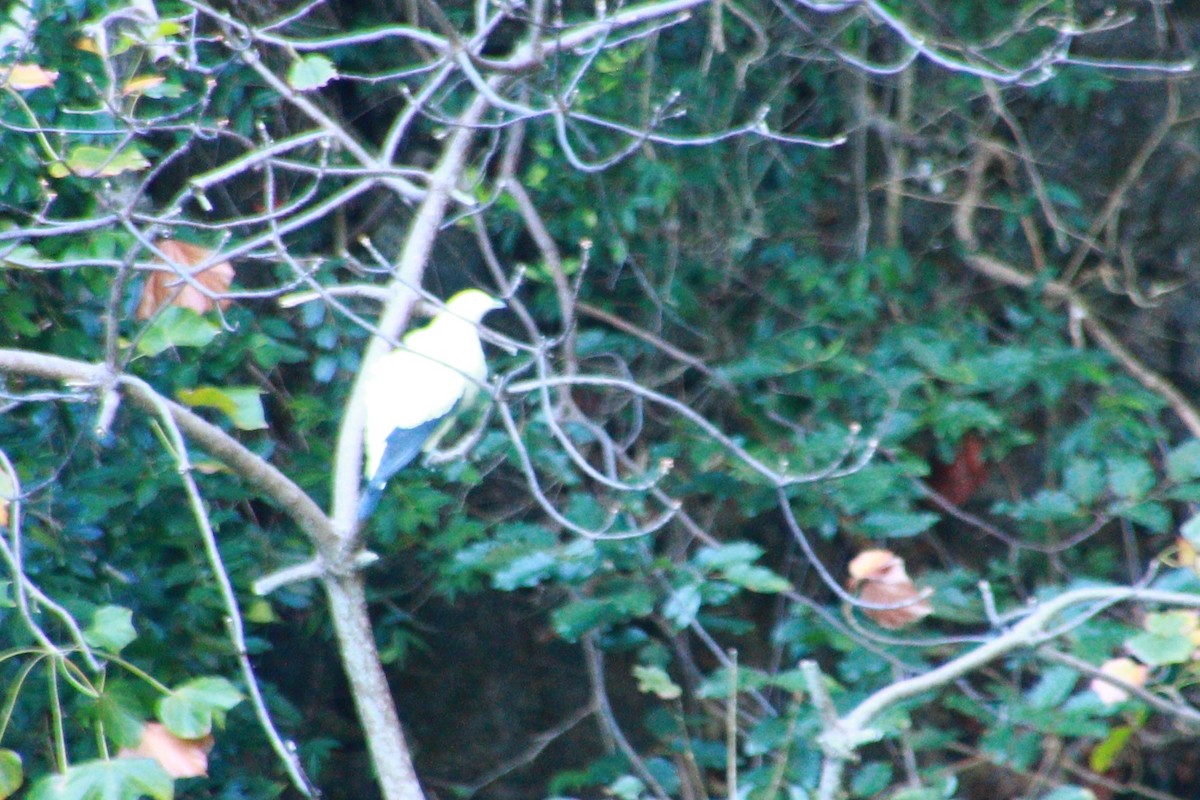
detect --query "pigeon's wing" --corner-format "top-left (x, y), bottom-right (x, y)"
top-left (356, 416), bottom-right (447, 520)
top-left (362, 346), bottom-right (466, 476)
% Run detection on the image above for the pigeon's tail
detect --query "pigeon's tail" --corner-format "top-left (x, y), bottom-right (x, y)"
top-left (357, 480), bottom-right (387, 521)
top-left (357, 417), bottom-right (445, 521)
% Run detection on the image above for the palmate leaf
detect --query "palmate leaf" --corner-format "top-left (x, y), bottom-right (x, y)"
top-left (156, 677), bottom-right (243, 739)
top-left (27, 758), bottom-right (172, 800)
top-left (288, 54), bottom-right (336, 90)
top-left (84, 605), bottom-right (137, 653)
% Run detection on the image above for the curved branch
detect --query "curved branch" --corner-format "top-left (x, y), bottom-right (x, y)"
top-left (812, 586), bottom-right (1200, 800)
top-left (0, 348), bottom-right (340, 554)
top-left (953, 145), bottom-right (1200, 437)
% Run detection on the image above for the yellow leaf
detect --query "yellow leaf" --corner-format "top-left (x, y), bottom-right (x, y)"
top-left (3, 64), bottom-right (58, 90)
top-left (1090, 657), bottom-right (1149, 706)
top-left (123, 75), bottom-right (166, 95)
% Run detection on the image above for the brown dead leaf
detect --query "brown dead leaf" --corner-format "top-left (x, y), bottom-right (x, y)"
top-left (118, 722), bottom-right (213, 778)
top-left (4, 64), bottom-right (59, 90)
top-left (1090, 657), bottom-right (1149, 706)
top-left (929, 431), bottom-right (990, 506)
top-left (136, 239), bottom-right (234, 320)
top-left (847, 549), bottom-right (932, 629)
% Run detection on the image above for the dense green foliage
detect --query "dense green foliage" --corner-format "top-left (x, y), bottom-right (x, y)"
top-left (4, 0), bottom-right (1200, 799)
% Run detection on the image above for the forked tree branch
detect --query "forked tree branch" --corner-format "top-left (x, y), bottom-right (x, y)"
top-left (953, 144), bottom-right (1200, 437)
top-left (810, 587), bottom-right (1200, 800)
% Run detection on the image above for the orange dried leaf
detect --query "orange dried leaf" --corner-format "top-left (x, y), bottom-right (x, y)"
top-left (929, 432), bottom-right (989, 506)
top-left (118, 722), bottom-right (212, 778)
top-left (1091, 657), bottom-right (1149, 706)
top-left (136, 240), bottom-right (234, 320)
top-left (847, 549), bottom-right (932, 629)
top-left (847, 549), bottom-right (897, 583)
top-left (4, 64), bottom-right (58, 90)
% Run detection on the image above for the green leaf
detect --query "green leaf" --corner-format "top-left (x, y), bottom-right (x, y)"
top-left (156, 676), bottom-right (244, 738)
top-left (0, 750), bottom-right (22, 800)
top-left (175, 386), bottom-right (267, 431)
top-left (768, 668), bottom-right (808, 694)
top-left (1181, 513), bottom-right (1200, 548)
top-left (860, 510), bottom-right (939, 539)
top-left (1167, 439), bottom-right (1200, 482)
top-left (48, 145), bottom-right (150, 179)
top-left (550, 586), bottom-right (655, 641)
top-left (154, 21), bottom-right (185, 38)
top-left (692, 542), bottom-right (764, 571)
top-left (92, 683), bottom-right (149, 748)
top-left (850, 761), bottom-right (893, 798)
top-left (662, 584), bottom-right (702, 628)
top-left (243, 598), bottom-right (277, 624)
top-left (632, 665), bottom-right (681, 700)
top-left (136, 307), bottom-right (220, 356)
top-left (1038, 788), bottom-right (1096, 800)
top-left (1063, 460), bottom-right (1104, 505)
top-left (744, 715), bottom-right (793, 756)
top-left (999, 489), bottom-right (1079, 522)
top-left (1145, 609), bottom-right (1196, 637)
top-left (1025, 665), bottom-right (1078, 709)
top-left (549, 600), bottom-right (610, 641)
top-left (720, 563), bottom-right (791, 593)
top-left (288, 54), bottom-right (336, 90)
top-left (607, 776), bottom-right (644, 800)
top-left (1089, 725), bottom-right (1133, 773)
top-left (1126, 612), bottom-right (1196, 666)
top-left (84, 605), bottom-right (136, 653)
top-left (1119, 501), bottom-right (1171, 534)
top-left (492, 551), bottom-right (556, 590)
top-left (888, 789), bottom-right (943, 800)
top-left (27, 758), bottom-right (172, 800)
top-left (0, 243), bottom-right (45, 269)
top-left (142, 81), bottom-right (184, 99)
top-left (1106, 457), bottom-right (1155, 500)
